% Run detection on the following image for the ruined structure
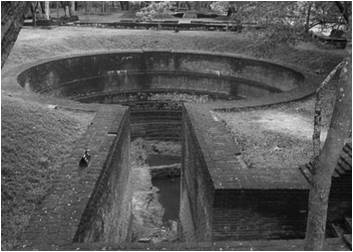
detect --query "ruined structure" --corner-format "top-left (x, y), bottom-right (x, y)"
top-left (2, 50), bottom-right (350, 249)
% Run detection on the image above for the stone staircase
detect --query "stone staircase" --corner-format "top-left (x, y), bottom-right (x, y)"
top-left (57, 237), bottom-right (350, 251)
top-left (343, 217), bottom-right (352, 249)
top-left (331, 217), bottom-right (352, 249)
top-left (299, 142), bottom-right (352, 189)
top-left (299, 142), bottom-right (352, 249)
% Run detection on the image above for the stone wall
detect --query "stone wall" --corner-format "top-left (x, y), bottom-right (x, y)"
top-left (16, 51), bottom-right (309, 143)
top-left (74, 109), bottom-right (132, 243)
top-left (213, 190), bottom-right (308, 240)
top-left (180, 107), bottom-right (215, 241)
top-left (20, 105), bottom-right (133, 249)
top-left (17, 51), bottom-right (305, 100)
top-left (181, 105), bottom-right (309, 242)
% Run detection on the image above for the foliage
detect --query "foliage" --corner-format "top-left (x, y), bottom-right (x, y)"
top-left (308, 2), bottom-right (349, 30)
top-left (209, 1), bottom-right (229, 15)
top-left (209, 1), bottom-right (349, 57)
top-left (247, 23), bottom-right (305, 58)
top-left (136, 2), bottom-right (173, 21)
top-left (210, 1), bottom-right (302, 24)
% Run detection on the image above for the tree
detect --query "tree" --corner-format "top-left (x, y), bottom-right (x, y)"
top-left (44, 1), bottom-right (50, 20)
top-left (1, 1), bottom-right (29, 68)
top-left (119, 1), bottom-right (130, 11)
top-left (69, 1), bottom-right (75, 16)
top-left (304, 2), bottom-right (313, 32)
top-left (301, 1), bottom-right (351, 33)
top-left (60, 1), bottom-right (70, 17)
top-left (304, 3), bottom-right (351, 250)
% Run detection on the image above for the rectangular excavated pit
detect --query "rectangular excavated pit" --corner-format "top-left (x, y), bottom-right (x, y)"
top-left (74, 101), bottom-right (311, 245)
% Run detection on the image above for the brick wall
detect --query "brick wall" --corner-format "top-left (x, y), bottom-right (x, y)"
top-left (74, 110), bottom-right (132, 243)
top-left (213, 190), bottom-right (308, 241)
top-left (180, 106), bottom-right (215, 242)
top-left (181, 105), bottom-right (309, 242)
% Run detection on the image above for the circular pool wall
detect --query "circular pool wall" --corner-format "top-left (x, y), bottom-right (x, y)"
top-left (16, 50), bottom-right (311, 141)
top-left (17, 50), bottom-right (306, 101)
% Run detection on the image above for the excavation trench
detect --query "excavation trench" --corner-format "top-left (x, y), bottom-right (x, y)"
top-left (15, 50), bottom-right (314, 244)
top-left (121, 94), bottom-right (232, 243)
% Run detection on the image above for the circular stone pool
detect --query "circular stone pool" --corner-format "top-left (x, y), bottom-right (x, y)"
top-left (8, 50), bottom-right (321, 246)
top-left (15, 50), bottom-right (317, 140)
top-left (16, 50), bottom-right (311, 101)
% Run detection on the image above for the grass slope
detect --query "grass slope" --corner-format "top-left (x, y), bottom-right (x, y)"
top-left (1, 96), bottom-right (94, 250)
top-left (4, 27), bottom-right (344, 74)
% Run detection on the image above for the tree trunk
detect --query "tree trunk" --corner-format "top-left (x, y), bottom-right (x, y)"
top-left (31, 2), bottom-right (38, 26)
top-left (312, 61), bottom-right (346, 159)
top-left (1, 1), bottom-right (29, 68)
top-left (65, 5), bottom-right (70, 17)
top-left (305, 2), bottom-right (312, 32)
top-left (45, 1), bottom-right (50, 20)
top-left (304, 15), bottom-right (352, 250)
top-left (119, 1), bottom-right (125, 10)
top-left (69, 1), bottom-right (75, 16)
top-left (56, 1), bottom-right (59, 18)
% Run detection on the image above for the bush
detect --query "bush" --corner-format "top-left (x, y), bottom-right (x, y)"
top-left (136, 2), bottom-right (173, 21)
top-left (246, 23), bottom-right (305, 58)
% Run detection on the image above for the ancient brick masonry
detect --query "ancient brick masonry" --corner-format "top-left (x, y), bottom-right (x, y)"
top-left (181, 104), bottom-right (310, 241)
top-left (21, 104), bottom-right (132, 250)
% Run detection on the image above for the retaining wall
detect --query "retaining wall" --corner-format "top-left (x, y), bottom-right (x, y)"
top-left (17, 50), bottom-right (304, 101)
top-left (15, 50), bottom-right (311, 141)
top-left (181, 105), bottom-right (309, 241)
top-left (74, 109), bottom-right (132, 243)
top-left (20, 105), bottom-right (132, 249)
top-left (180, 107), bottom-right (215, 241)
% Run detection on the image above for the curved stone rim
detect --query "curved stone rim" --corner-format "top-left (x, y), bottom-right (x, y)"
top-left (3, 49), bottom-right (321, 110)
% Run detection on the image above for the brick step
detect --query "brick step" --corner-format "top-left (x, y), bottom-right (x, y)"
top-left (58, 237), bottom-right (349, 251)
top-left (343, 234), bottom-right (352, 250)
top-left (212, 224), bottom-right (303, 231)
top-left (212, 230), bottom-right (304, 236)
top-left (299, 142), bottom-right (352, 181)
top-left (338, 153), bottom-right (352, 172)
top-left (344, 217), bottom-right (352, 233)
top-left (335, 160), bottom-right (348, 175)
top-left (331, 223), bottom-right (346, 237)
top-left (212, 232), bottom-right (305, 241)
top-left (343, 143), bottom-right (352, 155)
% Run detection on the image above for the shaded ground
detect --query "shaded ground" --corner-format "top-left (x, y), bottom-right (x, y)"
top-left (1, 26), bottom-right (346, 249)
